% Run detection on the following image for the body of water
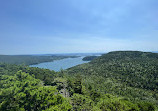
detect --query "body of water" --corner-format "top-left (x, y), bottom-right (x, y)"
top-left (30, 57), bottom-right (89, 71)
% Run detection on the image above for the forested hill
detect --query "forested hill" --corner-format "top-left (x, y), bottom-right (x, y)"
top-left (82, 56), bottom-right (98, 61)
top-left (66, 51), bottom-right (158, 107)
top-left (0, 55), bottom-right (76, 65)
top-left (93, 51), bottom-right (158, 61)
top-left (67, 51), bottom-right (158, 90)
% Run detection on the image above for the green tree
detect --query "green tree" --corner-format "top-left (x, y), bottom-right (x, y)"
top-left (0, 71), bottom-right (72, 111)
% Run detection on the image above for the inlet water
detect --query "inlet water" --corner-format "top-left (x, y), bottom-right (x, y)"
top-left (30, 57), bottom-right (89, 71)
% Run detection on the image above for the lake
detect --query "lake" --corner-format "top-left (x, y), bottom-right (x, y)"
top-left (30, 56), bottom-right (89, 71)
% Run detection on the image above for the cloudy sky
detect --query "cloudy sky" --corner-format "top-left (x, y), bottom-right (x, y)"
top-left (0, 0), bottom-right (158, 54)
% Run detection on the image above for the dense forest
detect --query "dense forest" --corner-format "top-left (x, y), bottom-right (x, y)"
top-left (82, 56), bottom-right (98, 61)
top-left (0, 51), bottom-right (158, 110)
top-left (0, 55), bottom-right (77, 65)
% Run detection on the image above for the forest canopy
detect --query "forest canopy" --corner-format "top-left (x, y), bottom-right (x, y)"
top-left (0, 51), bottom-right (158, 110)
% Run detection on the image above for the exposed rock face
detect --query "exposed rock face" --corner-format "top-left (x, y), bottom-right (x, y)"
top-left (51, 78), bottom-right (70, 98)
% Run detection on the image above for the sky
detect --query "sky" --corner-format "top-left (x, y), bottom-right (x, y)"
top-left (0, 0), bottom-right (158, 54)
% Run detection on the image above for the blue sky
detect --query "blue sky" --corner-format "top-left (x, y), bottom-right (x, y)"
top-left (0, 0), bottom-right (158, 54)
